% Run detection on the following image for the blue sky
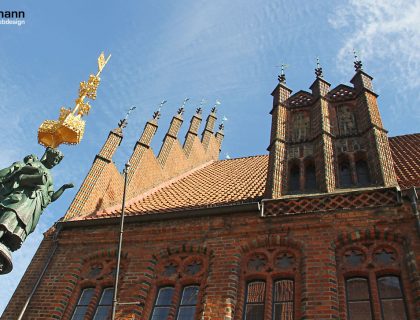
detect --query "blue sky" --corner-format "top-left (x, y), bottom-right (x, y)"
top-left (0, 0), bottom-right (419, 313)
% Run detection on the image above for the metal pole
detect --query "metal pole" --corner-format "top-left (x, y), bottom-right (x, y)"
top-left (111, 161), bottom-right (130, 320)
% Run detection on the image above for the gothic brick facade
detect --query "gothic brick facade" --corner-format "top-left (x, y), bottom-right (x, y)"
top-left (3, 66), bottom-right (420, 320)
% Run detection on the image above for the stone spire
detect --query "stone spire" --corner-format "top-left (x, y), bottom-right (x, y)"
top-left (183, 101), bottom-right (204, 157)
top-left (201, 100), bottom-right (220, 150)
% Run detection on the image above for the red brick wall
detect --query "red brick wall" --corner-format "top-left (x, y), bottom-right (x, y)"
top-left (4, 201), bottom-right (419, 319)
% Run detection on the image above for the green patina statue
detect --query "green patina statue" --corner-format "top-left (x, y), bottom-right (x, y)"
top-left (0, 147), bottom-right (73, 273)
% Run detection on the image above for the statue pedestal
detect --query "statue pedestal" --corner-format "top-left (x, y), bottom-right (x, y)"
top-left (0, 243), bottom-right (12, 274)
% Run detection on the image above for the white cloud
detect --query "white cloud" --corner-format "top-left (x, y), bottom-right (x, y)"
top-left (330, 0), bottom-right (420, 88)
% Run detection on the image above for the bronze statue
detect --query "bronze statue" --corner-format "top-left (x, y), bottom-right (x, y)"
top-left (0, 52), bottom-right (111, 274)
top-left (0, 148), bottom-right (73, 273)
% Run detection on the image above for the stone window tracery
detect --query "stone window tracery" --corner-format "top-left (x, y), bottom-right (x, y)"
top-left (338, 242), bottom-right (409, 320)
top-left (65, 255), bottom-right (122, 320)
top-left (147, 253), bottom-right (208, 320)
top-left (240, 248), bottom-right (299, 320)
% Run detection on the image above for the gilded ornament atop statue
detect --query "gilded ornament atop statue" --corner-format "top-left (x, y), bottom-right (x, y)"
top-left (37, 52), bottom-right (111, 148)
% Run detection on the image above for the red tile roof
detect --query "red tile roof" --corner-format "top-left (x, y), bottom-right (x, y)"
top-left (389, 134), bottom-right (420, 189)
top-left (92, 134), bottom-right (419, 219)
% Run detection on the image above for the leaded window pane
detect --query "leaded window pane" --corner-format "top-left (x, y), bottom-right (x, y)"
top-left (339, 162), bottom-right (352, 187)
top-left (151, 287), bottom-right (174, 320)
top-left (378, 276), bottom-right (407, 320)
top-left (289, 165), bottom-right (300, 192)
top-left (348, 301), bottom-right (372, 320)
top-left (151, 307), bottom-right (171, 320)
top-left (305, 164), bottom-right (316, 191)
top-left (71, 288), bottom-right (94, 320)
top-left (273, 302), bottom-right (293, 320)
top-left (177, 306), bottom-right (196, 320)
top-left (273, 280), bottom-right (294, 320)
top-left (244, 281), bottom-right (265, 320)
top-left (156, 287), bottom-right (174, 305)
top-left (180, 286), bottom-right (199, 305)
top-left (176, 286), bottom-right (199, 320)
top-left (356, 160), bottom-right (370, 186)
top-left (346, 278), bottom-right (372, 320)
top-left (93, 287), bottom-right (113, 320)
top-left (245, 304), bottom-right (264, 320)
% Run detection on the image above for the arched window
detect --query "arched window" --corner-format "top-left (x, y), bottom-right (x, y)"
top-left (339, 160), bottom-right (352, 188)
top-left (273, 280), bottom-right (294, 319)
top-left (148, 253), bottom-right (208, 320)
top-left (244, 281), bottom-right (266, 319)
top-left (289, 164), bottom-right (300, 193)
top-left (345, 278), bottom-right (372, 320)
top-left (337, 105), bottom-right (357, 136)
top-left (339, 244), bottom-right (410, 320)
top-left (241, 249), bottom-right (299, 319)
top-left (304, 163), bottom-right (316, 191)
top-left (71, 287), bottom-right (114, 320)
top-left (150, 287), bottom-right (174, 320)
top-left (377, 276), bottom-right (407, 320)
top-left (356, 160), bottom-right (370, 186)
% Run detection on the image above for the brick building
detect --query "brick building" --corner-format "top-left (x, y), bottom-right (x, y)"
top-left (3, 62), bottom-right (420, 320)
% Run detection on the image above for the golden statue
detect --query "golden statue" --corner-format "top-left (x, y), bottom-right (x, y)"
top-left (37, 52), bottom-right (111, 148)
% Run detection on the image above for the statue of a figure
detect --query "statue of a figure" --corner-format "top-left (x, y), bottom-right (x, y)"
top-left (0, 147), bottom-right (73, 274)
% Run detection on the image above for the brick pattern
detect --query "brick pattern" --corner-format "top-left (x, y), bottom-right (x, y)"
top-left (158, 113), bottom-right (183, 166)
top-left (183, 111), bottom-right (203, 157)
top-left (266, 70), bottom-right (399, 200)
top-left (6, 202), bottom-right (419, 319)
top-left (65, 128), bottom-right (123, 220)
top-left (266, 83), bottom-right (291, 198)
top-left (201, 110), bottom-right (217, 150)
top-left (263, 187), bottom-right (399, 216)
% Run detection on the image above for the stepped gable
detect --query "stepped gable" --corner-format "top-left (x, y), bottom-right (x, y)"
top-left (389, 133), bottom-right (420, 189)
top-left (64, 105), bottom-right (225, 221)
top-left (77, 133), bottom-right (419, 220)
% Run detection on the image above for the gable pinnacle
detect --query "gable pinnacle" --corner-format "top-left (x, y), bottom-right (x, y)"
top-left (353, 49), bottom-right (363, 72)
top-left (211, 99), bottom-right (221, 113)
top-left (153, 100), bottom-right (167, 120)
top-left (178, 98), bottom-right (190, 115)
top-left (277, 64), bottom-right (287, 84)
top-left (315, 57), bottom-right (323, 78)
top-left (118, 106), bottom-right (136, 129)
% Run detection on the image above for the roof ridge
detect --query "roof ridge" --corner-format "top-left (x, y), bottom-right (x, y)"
top-left (100, 160), bottom-right (215, 215)
top-left (389, 133), bottom-right (420, 139)
top-left (216, 154), bottom-right (267, 162)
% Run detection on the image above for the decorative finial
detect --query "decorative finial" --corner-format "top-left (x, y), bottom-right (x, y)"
top-left (353, 49), bottom-right (363, 71)
top-left (275, 64), bottom-right (288, 84)
top-left (178, 98), bottom-right (189, 115)
top-left (315, 57), bottom-right (323, 78)
top-left (118, 106), bottom-right (136, 129)
top-left (153, 100), bottom-right (167, 119)
top-left (211, 99), bottom-right (221, 113)
top-left (218, 123), bottom-right (224, 131)
top-left (38, 51), bottom-right (111, 148)
top-left (196, 98), bottom-right (206, 114)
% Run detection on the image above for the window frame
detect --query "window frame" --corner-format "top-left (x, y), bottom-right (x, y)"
top-left (377, 275), bottom-right (409, 320)
top-left (271, 278), bottom-right (295, 320)
top-left (150, 286), bottom-right (175, 320)
top-left (174, 284), bottom-right (201, 320)
top-left (243, 280), bottom-right (267, 320)
top-left (345, 276), bottom-right (373, 320)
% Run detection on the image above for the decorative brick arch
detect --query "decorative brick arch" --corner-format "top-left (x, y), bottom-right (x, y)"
top-left (334, 227), bottom-right (420, 320)
top-left (142, 243), bottom-right (213, 320)
top-left (61, 249), bottom-right (129, 320)
top-left (236, 235), bottom-right (304, 320)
